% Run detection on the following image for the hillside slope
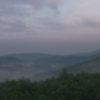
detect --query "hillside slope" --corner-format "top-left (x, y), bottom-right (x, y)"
top-left (0, 53), bottom-right (88, 81)
top-left (0, 51), bottom-right (100, 81)
top-left (68, 57), bottom-right (100, 73)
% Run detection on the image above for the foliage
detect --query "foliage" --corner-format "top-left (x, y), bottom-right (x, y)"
top-left (0, 73), bottom-right (100, 100)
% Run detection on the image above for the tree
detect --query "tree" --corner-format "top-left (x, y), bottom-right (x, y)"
top-left (59, 68), bottom-right (69, 80)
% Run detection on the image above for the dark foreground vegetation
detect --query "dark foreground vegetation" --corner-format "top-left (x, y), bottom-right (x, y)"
top-left (0, 72), bottom-right (100, 100)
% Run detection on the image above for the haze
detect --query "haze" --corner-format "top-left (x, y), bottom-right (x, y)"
top-left (0, 0), bottom-right (100, 55)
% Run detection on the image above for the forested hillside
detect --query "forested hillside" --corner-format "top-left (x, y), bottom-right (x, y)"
top-left (68, 57), bottom-right (100, 73)
top-left (0, 73), bottom-right (100, 100)
top-left (0, 51), bottom-right (100, 81)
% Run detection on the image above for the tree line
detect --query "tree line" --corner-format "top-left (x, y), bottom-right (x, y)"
top-left (0, 70), bottom-right (100, 100)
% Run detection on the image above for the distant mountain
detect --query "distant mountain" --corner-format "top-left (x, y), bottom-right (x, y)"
top-left (0, 51), bottom-right (100, 81)
top-left (68, 57), bottom-right (100, 73)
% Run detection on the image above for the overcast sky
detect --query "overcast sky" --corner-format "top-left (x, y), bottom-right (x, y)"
top-left (0, 0), bottom-right (100, 55)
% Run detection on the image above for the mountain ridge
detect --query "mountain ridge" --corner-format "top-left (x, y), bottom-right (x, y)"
top-left (68, 57), bottom-right (100, 73)
top-left (0, 50), bottom-right (100, 81)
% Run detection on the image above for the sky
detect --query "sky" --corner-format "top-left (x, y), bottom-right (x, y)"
top-left (0, 0), bottom-right (100, 55)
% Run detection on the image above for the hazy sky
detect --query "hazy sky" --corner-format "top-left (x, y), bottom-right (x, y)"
top-left (0, 0), bottom-right (100, 55)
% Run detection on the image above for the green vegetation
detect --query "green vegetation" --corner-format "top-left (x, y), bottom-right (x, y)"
top-left (0, 72), bottom-right (100, 100)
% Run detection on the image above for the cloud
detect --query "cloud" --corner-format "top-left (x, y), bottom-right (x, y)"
top-left (0, 0), bottom-right (62, 10)
top-left (73, 14), bottom-right (100, 28)
top-left (76, 0), bottom-right (93, 10)
top-left (0, 0), bottom-right (62, 34)
top-left (0, 0), bottom-right (100, 55)
top-left (0, 17), bottom-right (27, 32)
